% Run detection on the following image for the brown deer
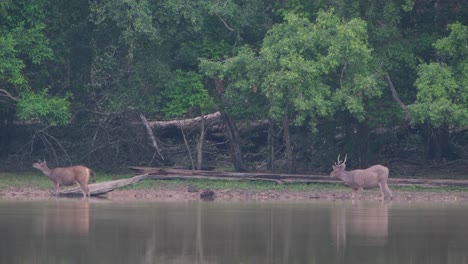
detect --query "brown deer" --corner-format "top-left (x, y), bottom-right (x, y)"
top-left (32, 160), bottom-right (93, 198)
top-left (330, 155), bottom-right (393, 200)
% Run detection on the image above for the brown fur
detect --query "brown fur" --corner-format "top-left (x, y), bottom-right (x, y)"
top-left (330, 155), bottom-right (393, 200)
top-left (33, 160), bottom-right (92, 198)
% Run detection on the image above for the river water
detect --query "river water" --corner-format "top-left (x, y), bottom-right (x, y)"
top-left (0, 199), bottom-right (468, 264)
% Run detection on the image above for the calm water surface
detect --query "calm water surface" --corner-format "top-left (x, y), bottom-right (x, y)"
top-left (0, 199), bottom-right (468, 264)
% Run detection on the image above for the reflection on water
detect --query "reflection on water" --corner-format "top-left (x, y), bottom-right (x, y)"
top-left (1, 199), bottom-right (468, 264)
top-left (331, 201), bottom-right (389, 250)
top-left (34, 199), bottom-right (90, 235)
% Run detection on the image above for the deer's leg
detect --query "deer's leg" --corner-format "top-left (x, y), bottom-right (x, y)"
top-left (80, 184), bottom-right (88, 199)
top-left (352, 188), bottom-right (363, 200)
top-left (75, 181), bottom-right (87, 199)
top-left (385, 184), bottom-right (393, 200)
top-left (357, 187), bottom-right (363, 200)
top-left (55, 183), bottom-right (61, 197)
top-left (378, 183), bottom-right (386, 200)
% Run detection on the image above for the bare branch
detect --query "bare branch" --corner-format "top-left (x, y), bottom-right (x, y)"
top-left (384, 72), bottom-right (409, 122)
top-left (218, 16), bottom-right (235, 32)
top-left (0, 89), bottom-right (19, 102)
top-left (139, 113), bottom-right (164, 160)
top-left (179, 123), bottom-right (195, 170)
top-left (340, 63), bottom-right (347, 89)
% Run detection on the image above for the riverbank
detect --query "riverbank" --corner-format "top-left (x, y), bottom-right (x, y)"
top-left (2, 172), bottom-right (468, 202)
top-left (2, 184), bottom-right (468, 202)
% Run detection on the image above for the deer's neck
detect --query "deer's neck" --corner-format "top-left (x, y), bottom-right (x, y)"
top-left (337, 171), bottom-right (353, 184)
top-left (39, 167), bottom-right (53, 178)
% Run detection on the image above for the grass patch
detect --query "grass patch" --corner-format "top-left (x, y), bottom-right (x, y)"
top-left (124, 178), bottom-right (347, 192)
top-left (0, 172), bottom-right (131, 190)
top-left (0, 172), bottom-right (52, 190)
top-left (393, 184), bottom-right (468, 193)
top-left (2, 172), bottom-right (468, 194)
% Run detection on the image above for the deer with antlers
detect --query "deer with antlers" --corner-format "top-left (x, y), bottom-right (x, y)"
top-left (330, 155), bottom-right (393, 200)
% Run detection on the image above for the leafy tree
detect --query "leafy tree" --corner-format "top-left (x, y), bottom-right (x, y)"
top-left (202, 10), bottom-right (381, 172)
top-left (163, 70), bottom-right (214, 169)
top-left (0, 0), bottom-right (72, 158)
top-left (16, 90), bottom-right (72, 126)
top-left (259, 11), bottom-right (379, 171)
top-left (408, 23), bottom-right (467, 159)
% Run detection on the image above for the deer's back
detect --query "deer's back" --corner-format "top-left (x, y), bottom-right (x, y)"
top-left (349, 165), bottom-right (389, 188)
top-left (50, 166), bottom-right (90, 186)
top-left (365, 165), bottom-right (389, 179)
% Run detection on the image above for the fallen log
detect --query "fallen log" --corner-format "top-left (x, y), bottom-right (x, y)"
top-left (129, 167), bottom-right (468, 187)
top-left (128, 166), bottom-right (336, 182)
top-left (59, 174), bottom-right (149, 197)
top-left (146, 112), bottom-right (222, 129)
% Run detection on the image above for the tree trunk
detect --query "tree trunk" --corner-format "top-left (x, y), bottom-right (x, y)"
top-left (0, 109), bottom-right (14, 158)
top-left (282, 116), bottom-right (294, 173)
top-left (140, 114), bottom-right (164, 160)
top-left (268, 119), bottom-right (275, 172)
top-left (220, 111), bottom-right (247, 172)
top-left (356, 122), bottom-right (370, 167)
top-left (196, 115), bottom-right (205, 170)
top-left (424, 123), bottom-right (453, 161)
top-left (384, 72), bottom-right (409, 123)
top-left (180, 126), bottom-right (195, 170)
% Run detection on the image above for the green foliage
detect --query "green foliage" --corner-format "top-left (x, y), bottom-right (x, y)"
top-left (201, 9), bottom-right (380, 127)
top-left (259, 10), bottom-right (378, 125)
top-left (0, 0), bottom-right (56, 129)
top-left (409, 23), bottom-right (468, 127)
top-left (1, 0), bottom-right (467, 169)
top-left (200, 46), bottom-right (269, 120)
top-left (17, 89), bottom-right (72, 126)
top-left (401, 0), bottom-right (415, 12)
top-left (435, 23), bottom-right (468, 60)
top-left (0, 34), bottom-right (26, 85)
top-left (163, 70), bottom-right (214, 117)
top-left (0, 0), bottom-right (52, 87)
top-left (90, 0), bottom-right (160, 49)
top-left (410, 63), bottom-right (467, 126)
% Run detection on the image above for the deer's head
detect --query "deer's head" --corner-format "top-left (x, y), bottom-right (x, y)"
top-left (32, 160), bottom-right (48, 170)
top-left (330, 154), bottom-right (347, 178)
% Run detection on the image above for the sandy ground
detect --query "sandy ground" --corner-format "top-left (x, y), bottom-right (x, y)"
top-left (2, 185), bottom-right (468, 202)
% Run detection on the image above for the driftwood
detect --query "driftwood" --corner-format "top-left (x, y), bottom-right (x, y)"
top-left (146, 112), bottom-right (222, 130)
top-left (58, 174), bottom-right (149, 197)
top-left (128, 166), bottom-right (336, 183)
top-left (129, 167), bottom-right (468, 188)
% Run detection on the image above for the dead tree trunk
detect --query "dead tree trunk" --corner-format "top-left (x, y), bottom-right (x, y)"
top-left (220, 111), bottom-right (247, 172)
top-left (384, 72), bottom-right (409, 123)
top-left (283, 116), bottom-right (294, 173)
top-left (140, 114), bottom-right (164, 160)
top-left (197, 116), bottom-right (205, 170)
top-left (59, 174), bottom-right (149, 197)
top-left (268, 119), bottom-right (275, 172)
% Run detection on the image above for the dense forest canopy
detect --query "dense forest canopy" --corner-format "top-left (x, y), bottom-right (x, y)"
top-left (0, 0), bottom-right (466, 175)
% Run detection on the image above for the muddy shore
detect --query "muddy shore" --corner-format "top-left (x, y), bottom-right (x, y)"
top-left (2, 186), bottom-right (468, 202)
